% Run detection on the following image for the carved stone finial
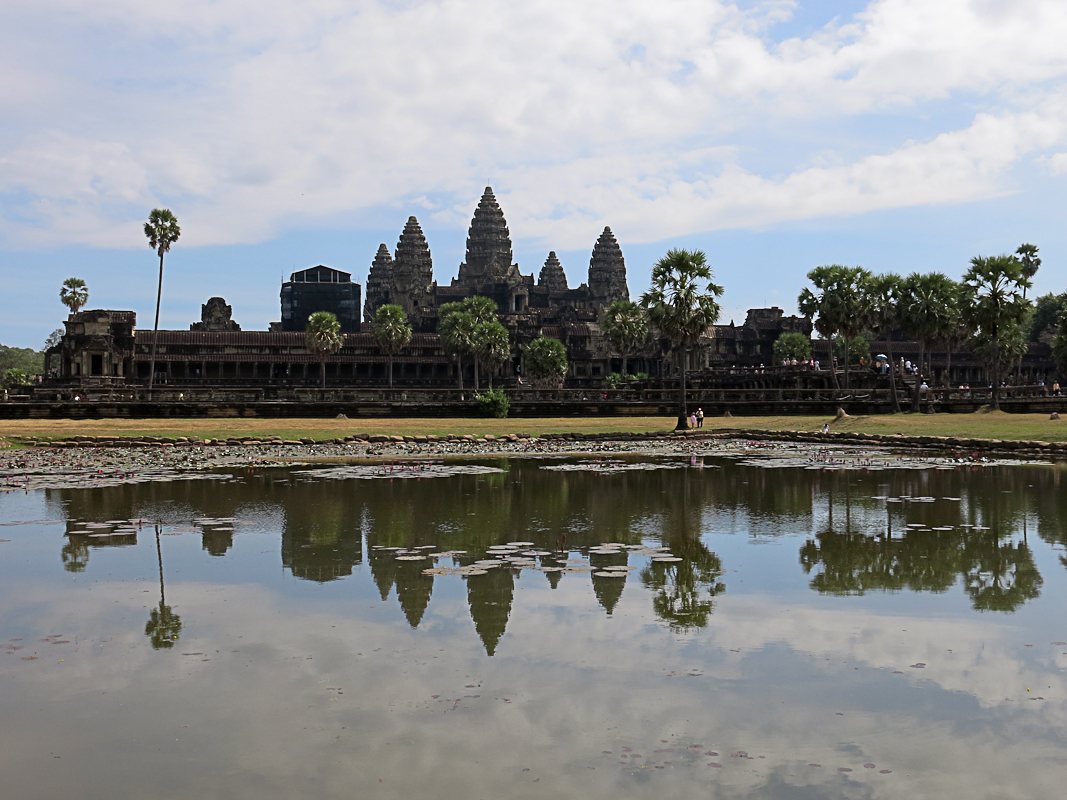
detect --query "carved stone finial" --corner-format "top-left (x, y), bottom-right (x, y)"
top-left (538, 251), bottom-right (568, 292)
top-left (190, 297), bottom-right (240, 331)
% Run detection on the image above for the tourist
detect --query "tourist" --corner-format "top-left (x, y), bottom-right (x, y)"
top-left (821, 423), bottom-right (830, 434)
top-left (690, 412), bottom-right (697, 428)
top-left (696, 408), bottom-right (704, 428)
top-left (1054, 382), bottom-right (1062, 396)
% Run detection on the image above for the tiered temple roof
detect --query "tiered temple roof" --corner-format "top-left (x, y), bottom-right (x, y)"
top-left (537, 251), bottom-right (568, 292)
top-left (363, 243), bottom-right (394, 320)
top-left (456, 187), bottom-right (516, 285)
top-left (588, 226), bottom-right (629, 304)
top-left (391, 217), bottom-right (434, 315)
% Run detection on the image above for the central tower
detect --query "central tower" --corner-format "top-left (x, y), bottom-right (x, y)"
top-left (457, 187), bottom-right (517, 285)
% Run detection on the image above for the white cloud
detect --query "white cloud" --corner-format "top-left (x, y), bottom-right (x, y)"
top-left (2, 0), bottom-right (1067, 249)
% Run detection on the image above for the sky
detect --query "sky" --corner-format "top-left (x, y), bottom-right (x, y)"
top-left (2, 0), bottom-right (1067, 348)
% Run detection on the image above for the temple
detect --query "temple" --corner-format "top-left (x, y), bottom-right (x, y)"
top-left (43, 186), bottom-right (811, 393)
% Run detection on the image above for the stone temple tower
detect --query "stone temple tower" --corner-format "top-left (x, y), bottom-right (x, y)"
top-left (456, 187), bottom-right (520, 285)
top-left (537, 251), bottom-right (568, 293)
top-left (391, 216), bottom-right (434, 315)
top-left (588, 226), bottom-right (629, 304)
top-left (363, 243), bottom-right (394, 322)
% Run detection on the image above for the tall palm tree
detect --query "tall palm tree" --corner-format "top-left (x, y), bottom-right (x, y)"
top-left (59, 277), bottom-right (88, 316)
top-left (941, 280), bottom-right (974, 388)
top-left (865, 273), bottom-right (903, 413)
top-left (1015, 243), bottom-right (1040, 301)
top-left (439, 296), bottom-right (498, 390)
top-left (143, 209), bottom-right (181, 399)
top-left (600, 300), bottom-right (648, 377)
top-left (472, 321), bottom-right (510, 389)
top-left (798, 266), bottom-right (843, 389)
top-left (964, 254), bottom-right (1031, 410)
top-left (372, 304), bottom-right (412, 387)
top-left (439, 305), bottom-right (476, 389)
top-left (640, 249), bottom-right (723, 430)
top-left (899, 272), bottom-right (961, 411)
top-left (798, 265), bottom-right (871, 390)
top-left (305, 311), bottom-right (344, 388)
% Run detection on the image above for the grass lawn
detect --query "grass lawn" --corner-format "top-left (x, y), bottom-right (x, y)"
top-left (1, 410), bottom-right (1064, 446)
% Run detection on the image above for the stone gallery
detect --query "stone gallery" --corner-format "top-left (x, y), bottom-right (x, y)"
top-left (44, 187), bottom-right (807, 392)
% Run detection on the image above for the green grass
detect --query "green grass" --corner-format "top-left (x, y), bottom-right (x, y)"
top-left (1, 410), bottom-right (1065, 447)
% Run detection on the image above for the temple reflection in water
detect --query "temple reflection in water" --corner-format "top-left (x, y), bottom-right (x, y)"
top-left (52, 456), bottom-right (1067, 653)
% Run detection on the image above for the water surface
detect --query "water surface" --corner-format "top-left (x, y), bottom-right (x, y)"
top-left (2, 455), bottom-right (1066, 799)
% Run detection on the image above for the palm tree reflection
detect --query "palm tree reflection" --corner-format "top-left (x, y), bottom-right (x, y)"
top-left (145, 523), bottom-right (182, 649)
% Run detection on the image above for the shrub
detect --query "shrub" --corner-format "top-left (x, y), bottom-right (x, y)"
top-left (2, 368), bottom-right (30, 389)
top-left (477, 387), bottom-right (510, 418)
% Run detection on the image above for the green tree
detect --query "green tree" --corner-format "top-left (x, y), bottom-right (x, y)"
top-left (865, 273), bottom-right (903, 413)
top-left (772, 332), bottom-right (811, 363)
top-left (833, 334), bottom-right (869, 366)
top-left (1053, 310), bottom-right (1067, 379)
top-left (1015, 243), bottom-right (1040, 301)
top-left (640, 249), bottom-right (723, 429)
top-left (59, 277), bottom-right (88, 316)
top-left (963, 254), bottom-right (1032, 409)
top-left (472, 321), bottom-right (510, 389)
top-left (143, 209), bottom-right (181, 399)
top-left (899, 272), bottom-right (960, 409)
top-left (2, 368), bottom-right (30, 389)
top-left (524, 337), bottom-right (568, 388)
top-left (305, 311), bottom-right (344, 388)
top-left (44, 328), bottom-right (64, 350)
top-left (1029, 292), bottom-right (1067, 341)
top-left (372, 304), bottom-right (412, 387)
top-left (798, 265), bottom-right (871, 390)
top-left (600, 300), bottom-right (648, 377)
top-left (0, 344), bottom-right (44, 377)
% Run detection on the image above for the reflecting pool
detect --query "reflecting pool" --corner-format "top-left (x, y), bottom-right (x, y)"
top-left (2, 454), bottom-right (1067, 799)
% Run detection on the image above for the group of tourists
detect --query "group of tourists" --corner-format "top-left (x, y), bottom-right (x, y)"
top-left (688, 408), bottom-right (704, 428)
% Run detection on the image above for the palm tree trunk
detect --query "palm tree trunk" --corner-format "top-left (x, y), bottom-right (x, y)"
top-left (886, 339), bottom-right (901, 413)
top-left (320, 361), bottom-right (326, 389)
top-left (992, 341), bottom-right (1001, 410)
top-left (911, 342), bottom-right (924, 412)
top-left (622, 352), bottom-right (629, 377)
top-left (945, 344), bottom-right (953, 388)
top-left (842, 337), bottom-right (850, 391)
top-left (676, 346), bottom-right (689, 430)
top-left (474, 359), bottom-right (480, 392)
top-left (388, 356), bottom-right (394, 388)
top-left (148, 251), bottom-right (164, 400)
top-left (827, 337), bottom-right (839, 390)
top-left (456, 355), bottom-right (464, 390)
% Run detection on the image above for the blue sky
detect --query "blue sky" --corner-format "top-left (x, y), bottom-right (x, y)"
top-left (2, 0), bottom-right (1067, 348)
